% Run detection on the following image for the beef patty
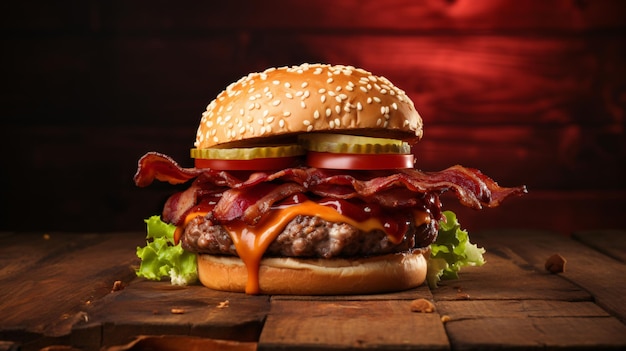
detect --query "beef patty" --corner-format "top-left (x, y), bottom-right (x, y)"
top-left (181, 214), bottom-right (437, 259)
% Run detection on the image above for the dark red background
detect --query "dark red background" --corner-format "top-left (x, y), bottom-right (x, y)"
top-left (1, 0), bottom-right (624, 235)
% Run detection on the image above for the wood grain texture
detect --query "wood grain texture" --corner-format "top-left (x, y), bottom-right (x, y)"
top-left (259, 300), bottom-right (448, 351)
top-left (0, 232), bottom-right (143, 347)
top-left (431, 230), bottom-right (626, 350)
top-left (472, 229), bottom-right (626, 323)
top-left (1, 230), bottom-right (626, 350)
top-left (79, 280), bottom-right (269, 349)
top-left (1, 0), bottom-right (624, 232)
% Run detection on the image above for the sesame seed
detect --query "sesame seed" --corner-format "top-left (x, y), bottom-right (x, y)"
top-left (260, 126), bottom-right (266, 135)
top-left (282, 111), bottom-right (290, 117)
top-left (392, 102), bottom-right (398, 110)
top-left (325, 108), bottom-right (332, 117)
top-left (334, 118), bottom-right (341, 127)
top-left (307, 125), bottom-right (313, 132)
top-left (273, 80), bottom-right (280, 85)
top-left (267, 116), bottom-right (275, 123)
top-left (380, 89), bottom-right (387, 94)
top-left (328, 90), bottom-right (336, 97)
top-left (318, 88), bottom-right (326, 94)
top-left (313, 110), bottom-right (320, 119)
top-left (302, 90), bottom-right (310, 99)
top-left (295, 91), bottom-right (304, 97)
top-left (329, 120), bottom-right (335, 128)
top-left (338, 93), bottom-right (348, 100)
top-left (335, 96), bottom-right (342, 103)
top-left (284, 82), bottom-right (291, 88)
top-left (303, 120), bottom-right (311, 126)
top-left (301, 82), bottom-right (308, 88)
top-left (301, 101), bottom-right (306, 108)
top-left (279, 119), bottom-right (285, 128)
top-left (336, 86), bottom-right (342, 91)
top-left (376, 118), bottom-right (382, 126)
top-left (272, 100), bottom-right (281, 106)
top-left (373, 97), bottom-right (381, 103)
top-left (327, 78), bottom-right (334, 84)
top-left (248, 87), bottom-right (255, 93)
top-left (357, 102), bottom-right (363, 110)
top-left (345, 85), bottom-right (354, 91)
top-left (367, 97), bottom-right (373, 104)
top-left (239, 108), bottom-right (245, 116)
top-left (285, 92), bottom-right (293, 99)
top-left (359, 86), bottom-right (368, 93)
top-left (257, 119), bottom-right (264, 125)
top-left (263, 110), bottom-right (269, 117)
top-left (368, 75), bottom-right (377, 82)
top-left (335, 105), bottom-right (341, 114)
top-left (239, 126), bottom-right (246, 134)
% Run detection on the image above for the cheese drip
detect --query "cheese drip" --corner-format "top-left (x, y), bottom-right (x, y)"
top-left (222, 200), bottom-right (430, 294)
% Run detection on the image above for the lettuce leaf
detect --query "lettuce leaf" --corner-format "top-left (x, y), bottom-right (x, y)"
top-left (136, 216), bottom-right (198, 285)
top-left (427, 210), bottom-right (485, 288)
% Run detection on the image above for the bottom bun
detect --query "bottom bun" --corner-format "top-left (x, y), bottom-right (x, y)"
top-left (197, 250), bottom-right (428, 295)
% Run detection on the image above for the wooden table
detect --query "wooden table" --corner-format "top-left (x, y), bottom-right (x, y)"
top-left (1, 229), bottom-right (626, 350)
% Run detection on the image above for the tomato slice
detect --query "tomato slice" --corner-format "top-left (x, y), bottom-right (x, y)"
top-left (306, 152), bottom-right (415, 170)
top-left (194, 156), bottom-right (301, 171)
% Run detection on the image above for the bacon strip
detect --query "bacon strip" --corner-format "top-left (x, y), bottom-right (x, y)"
top-left (136, 152), bottom-right (527, 224)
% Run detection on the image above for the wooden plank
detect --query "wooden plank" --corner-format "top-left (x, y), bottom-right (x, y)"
top-left (297, 34), bottom-right (624, 125)
top-left (473, 229), bottom-right (626, 322)
top-left (443, 316), bottom-right (626, 350)
top-left (0, 232), bottom-right (144, 339)
top-left (430, 246), bottom-right (591, 302)
top-left (433, 231), bottom-right (626, 350)
top-left (437, 301), bottom-right (626, 349)
top-left (436, 300), bottom-right (613, 319)
top-left (258, 300), bottom-right (448, 351)
top-left (271, 283), bottom-right (432, 301)
top-left (572, 230), bottom-right (626, 263)
top-left (97, 0), bottom-right (626, 31)
top-left (77, 280), bottom-right (269, 350)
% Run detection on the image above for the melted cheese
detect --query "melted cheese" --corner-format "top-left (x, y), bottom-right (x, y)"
top-left (180, 201), bottom-right (430, 294)
top-left (224, 200), bottom-right (430, 294)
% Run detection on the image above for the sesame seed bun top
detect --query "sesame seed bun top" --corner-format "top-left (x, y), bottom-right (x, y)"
top-left (195, 63), bottom-right (423, 149)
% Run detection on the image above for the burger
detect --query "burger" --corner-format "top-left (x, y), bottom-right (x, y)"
top-left (134, 63), bottom-right (526, 295)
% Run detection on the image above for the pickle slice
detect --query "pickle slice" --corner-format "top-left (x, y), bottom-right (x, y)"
top-left (298, 133), bottom-right (411, 154)
top-left (191, 144), bottom-right (304, 160)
